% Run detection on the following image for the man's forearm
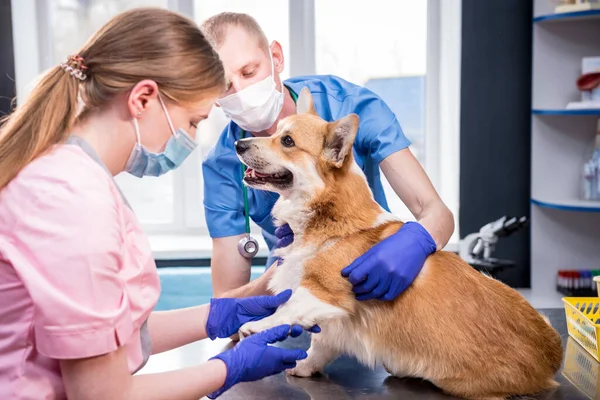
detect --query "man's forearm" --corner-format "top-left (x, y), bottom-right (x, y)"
top-left (417, 201), bottom-right (454, 251)
top-left (379, 150), bottom-right (454, 251)
top-left (219, 263), bottom-right (277, 299)
top-left (220, 272), bottom-right (271, 298)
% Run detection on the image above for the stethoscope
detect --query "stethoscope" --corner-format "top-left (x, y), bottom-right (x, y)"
top-left (237, 128), bottom-right (260, 258)
top-left (236, 87), bottom-right (298, 259)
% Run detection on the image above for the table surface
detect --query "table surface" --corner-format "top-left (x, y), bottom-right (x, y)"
top-left (140, 308), bottom-right (598, 400)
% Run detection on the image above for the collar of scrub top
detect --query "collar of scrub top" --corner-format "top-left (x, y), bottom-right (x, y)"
top-left (236, 85), bottom-right (298, 259)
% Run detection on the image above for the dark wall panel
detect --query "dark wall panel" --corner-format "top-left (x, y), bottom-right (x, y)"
top-left (460, 0), bottom-right (533, 287)
top-left (0, 0), bottom-right (16, 116)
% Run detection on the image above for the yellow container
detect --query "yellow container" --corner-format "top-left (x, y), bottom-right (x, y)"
top-left (563, 337), bottom-right (600, 400)
top-left (563, 297), bottom-right (600, 361)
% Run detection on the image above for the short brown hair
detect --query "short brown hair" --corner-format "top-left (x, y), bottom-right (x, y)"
top-left (201, 12), bottom-right (270, 54)
top-left (0, 7), bottom-right (225, 190)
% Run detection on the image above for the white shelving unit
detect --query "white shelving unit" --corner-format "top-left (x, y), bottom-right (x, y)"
top-left (531, 1), bottom-right (600, 305)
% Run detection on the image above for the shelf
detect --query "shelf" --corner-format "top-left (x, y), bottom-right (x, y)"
top-left (530, 0), bottom-right (600, 307)
top-left (533, 109), bottom-right (600, 115)
top-left (533, 10), bottom-right (600, 23)
top-left (531, 198), bottom-right (600, 212)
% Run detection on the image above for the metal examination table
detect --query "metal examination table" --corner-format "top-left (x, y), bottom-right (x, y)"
top-left (142, 308), bottom-right (597, 399)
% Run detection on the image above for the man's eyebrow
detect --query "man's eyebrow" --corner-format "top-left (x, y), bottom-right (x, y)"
top-left (238, 62), bottom-right (256, 72)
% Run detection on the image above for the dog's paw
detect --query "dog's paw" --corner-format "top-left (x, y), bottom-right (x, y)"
top-left (287, 360), bottom-right (320, 378)
top-left (238, 320), bottom-right (269, 339)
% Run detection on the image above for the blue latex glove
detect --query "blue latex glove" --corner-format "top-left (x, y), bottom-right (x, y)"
top-left (206, 290), bottom-right (293, 340)
top-left (207, 324), bottom-right (309, 399)
top-left (274, 223), bottom-right (294, 267)
top-left (274, 224), bottom-right (294, 248)
top-left (206, 290), bottom-right (322, 339)
top-left (341, 222), bottom-right (437, 301)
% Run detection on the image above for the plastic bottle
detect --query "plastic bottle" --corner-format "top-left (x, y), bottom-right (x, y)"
top-left (583, 270), bottom-right (593, 291)
top-left (582, 119), bottom-right (600, 201)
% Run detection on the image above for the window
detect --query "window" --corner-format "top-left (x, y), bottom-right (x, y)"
top-left (315, 0), bottom-right (428, 220)
top-left (48, 0), bottom-right (169, 67)
top-left (11, 0), bottom-right (460, 254)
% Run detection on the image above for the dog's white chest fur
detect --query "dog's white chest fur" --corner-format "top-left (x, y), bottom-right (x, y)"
top-left (268, 240), bottom-right (318, 294)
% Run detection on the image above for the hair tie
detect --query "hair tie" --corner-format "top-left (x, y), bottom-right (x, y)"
top-left (60, 54), bottom-right (88, 81)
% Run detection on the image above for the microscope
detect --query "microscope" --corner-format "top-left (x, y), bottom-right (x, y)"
top-left (458, 215), bottom-right (529, 276)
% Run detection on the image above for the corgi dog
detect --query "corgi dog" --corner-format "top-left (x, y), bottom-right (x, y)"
top-left (234, 88), bottom-right (563, 400)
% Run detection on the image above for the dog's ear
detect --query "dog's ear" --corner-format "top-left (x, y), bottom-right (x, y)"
top-left (324, 114), bottom-right (359, 168)
top-left (296, 87), bottom-right (317, 116)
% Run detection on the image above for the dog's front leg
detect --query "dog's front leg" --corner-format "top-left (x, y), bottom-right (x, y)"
top-left (287, 332), bottom-right (340, 377)
top-left (238, 286), bottom-right (346, 338)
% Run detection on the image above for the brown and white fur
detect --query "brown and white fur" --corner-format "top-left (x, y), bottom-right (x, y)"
top-left (234, 88), bottom-right (563, 400)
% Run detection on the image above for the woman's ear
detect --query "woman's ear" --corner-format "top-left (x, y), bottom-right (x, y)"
top-left (127, 80), bottom-right (159, 118)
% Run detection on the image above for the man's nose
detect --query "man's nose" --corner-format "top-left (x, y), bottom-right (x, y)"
top-left (235, 139), bottom-right (251, 154)
top-left (227, 78), bottom-right (243, 94)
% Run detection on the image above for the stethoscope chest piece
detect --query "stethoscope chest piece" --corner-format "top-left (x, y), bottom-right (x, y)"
top-left (238, 234), bottom-right (259, 258)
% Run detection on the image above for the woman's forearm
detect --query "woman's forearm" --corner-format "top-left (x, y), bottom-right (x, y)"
top-left (61, 345), bottom-right (227, 400)
top-left (148, 304), bottom-right (211, 354)
top-left (147, 263), bottom-right (279, 353)
top-left (131, 360), bottom-right (226, 400)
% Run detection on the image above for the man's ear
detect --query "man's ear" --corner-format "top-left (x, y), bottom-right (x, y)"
top-left (296, 87), bottom-right (317, 116)
top-left (270, 40), bottom-right (285, 74)
top-left (324, 114), bottom-right (359, 168)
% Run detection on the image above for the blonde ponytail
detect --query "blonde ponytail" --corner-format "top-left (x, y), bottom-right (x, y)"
top-left (0, 64), bottom-right (80, 190)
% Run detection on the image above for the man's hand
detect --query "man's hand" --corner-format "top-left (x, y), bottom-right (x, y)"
top-left (341, 222), bottom-right (436, 301)
top-left (275, 224), bottom-right (294, 248)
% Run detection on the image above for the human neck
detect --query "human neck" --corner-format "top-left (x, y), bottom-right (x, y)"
top-left (252, 86), bottom-right (296, 137)
top-left (70, 107), bottom-right (135, 176)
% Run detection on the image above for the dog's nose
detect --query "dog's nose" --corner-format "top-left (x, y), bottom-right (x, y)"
top-left (235, 139), bottom-right (251, 155)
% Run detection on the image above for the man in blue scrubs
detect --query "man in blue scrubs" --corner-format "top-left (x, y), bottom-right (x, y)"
top-left (201, 13), bottom-right (454, 301)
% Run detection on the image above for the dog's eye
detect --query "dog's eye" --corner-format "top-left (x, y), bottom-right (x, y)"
top-left (281, 135), bottom-right (295, 148)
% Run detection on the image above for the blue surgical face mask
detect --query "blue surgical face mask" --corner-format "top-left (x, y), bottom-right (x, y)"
top-left (125, 94), bottom-right (197, 178)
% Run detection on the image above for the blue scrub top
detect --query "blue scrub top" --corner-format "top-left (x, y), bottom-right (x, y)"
top-left (202, 74), bottom-right (411, 265)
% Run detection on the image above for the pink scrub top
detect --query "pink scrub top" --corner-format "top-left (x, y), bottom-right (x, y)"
top-left (0, 143), bottom-right (161, 399)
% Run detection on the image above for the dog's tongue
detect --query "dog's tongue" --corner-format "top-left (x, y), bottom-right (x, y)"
top-left (244, 168), bottom-right (271, 178)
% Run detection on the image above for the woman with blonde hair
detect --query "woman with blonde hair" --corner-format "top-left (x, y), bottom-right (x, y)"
top-left (0, 8), bottom-right (309, 400)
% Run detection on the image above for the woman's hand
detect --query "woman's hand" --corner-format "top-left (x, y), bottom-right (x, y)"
top-left (206, 290), bottom-right (293, 340)
top-left (207, 324), bottom-right (309, 399)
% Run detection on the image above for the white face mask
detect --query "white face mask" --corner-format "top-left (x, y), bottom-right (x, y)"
top-left (217, 51), bottom-right (285, 133)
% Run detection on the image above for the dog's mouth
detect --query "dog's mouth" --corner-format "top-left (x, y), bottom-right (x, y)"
top-left (243, 167), bottom-right (293, 187)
